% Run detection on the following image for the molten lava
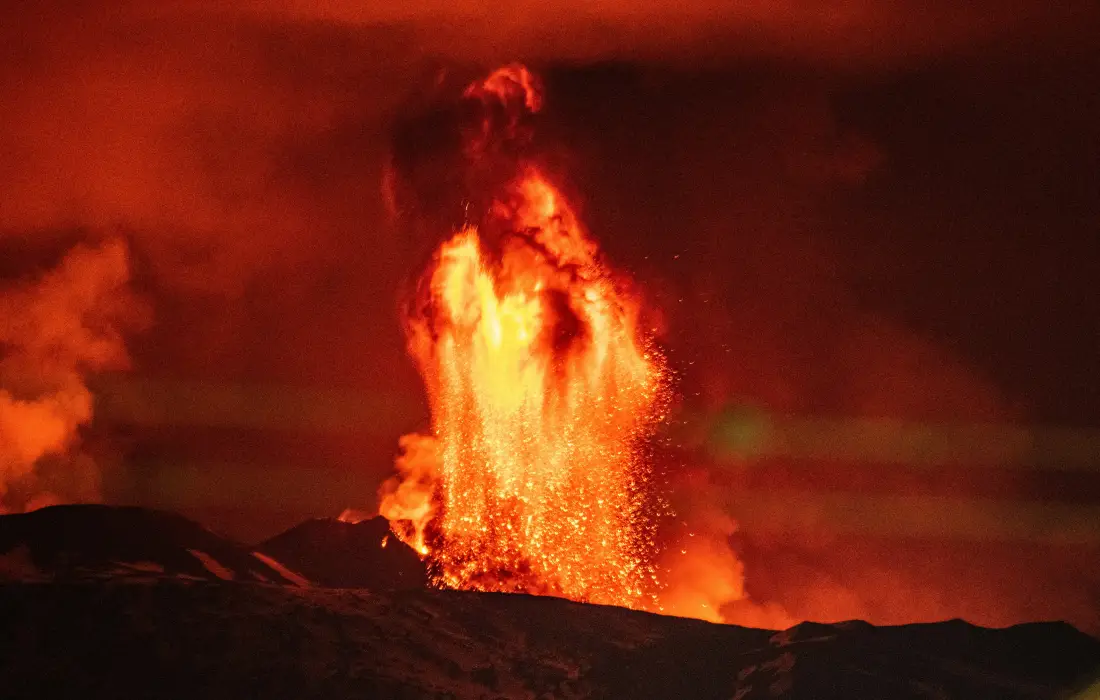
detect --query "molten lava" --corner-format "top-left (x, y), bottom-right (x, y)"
top-left (379, 66), bottom-right (668, 608)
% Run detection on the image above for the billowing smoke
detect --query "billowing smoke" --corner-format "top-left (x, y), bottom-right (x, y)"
top-left (0, 239), bottom-right (143, 512)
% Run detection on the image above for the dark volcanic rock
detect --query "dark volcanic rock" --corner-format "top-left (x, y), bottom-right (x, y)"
top-left (0, 504), bottom-right (306, 586)
top-left (731, 618), bottom-right (1100, 699)
top-left (257, 516), bottom-right (427, 589)
top-left (1, 507), bottom-right (1097, 698)
top-left (0, 582), bottom-right (1097, 700)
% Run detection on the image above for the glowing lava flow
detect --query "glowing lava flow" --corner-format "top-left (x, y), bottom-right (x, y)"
top-left (379, 66), bottom-right (667, 608)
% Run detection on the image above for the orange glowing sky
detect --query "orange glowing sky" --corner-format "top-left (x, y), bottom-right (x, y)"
top-left (1, 0), bottom-right (1098, 632)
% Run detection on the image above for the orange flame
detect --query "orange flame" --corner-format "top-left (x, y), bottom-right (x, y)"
top-left (379, 66), bottom-right (668, 608)
top-left (377, 434), bottom-right (437, 556)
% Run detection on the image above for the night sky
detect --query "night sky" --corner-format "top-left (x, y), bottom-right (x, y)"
top-left (2, 1), bottom-right (1098, 630)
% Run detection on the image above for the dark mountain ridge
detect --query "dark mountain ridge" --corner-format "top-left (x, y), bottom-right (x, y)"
top-left (0, 505), bottom-right (1097, 699)
top-left (256, 514), bottom-right (427, 589)
top-left (1, 581), bottom-right (1097, 699)
top-left (0, 503), bottom-right (305, 585)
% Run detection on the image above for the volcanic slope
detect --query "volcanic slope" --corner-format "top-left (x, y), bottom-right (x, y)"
top-left (1, 578), bottom-right (1098, 699)
top-left (257, 515), bottom-right (427, 589)
top-left (0, 504), bottom-right (307, 585)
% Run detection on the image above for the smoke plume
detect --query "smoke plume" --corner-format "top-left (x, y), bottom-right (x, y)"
top-left (0, 239), bottom-right (143, 511)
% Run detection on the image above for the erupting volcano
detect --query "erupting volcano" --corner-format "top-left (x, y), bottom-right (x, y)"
top-left (379, 66), bottom-right (668, 608)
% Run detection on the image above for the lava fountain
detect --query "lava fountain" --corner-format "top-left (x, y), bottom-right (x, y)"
top-left (379, 65), bottom-right (669, 609)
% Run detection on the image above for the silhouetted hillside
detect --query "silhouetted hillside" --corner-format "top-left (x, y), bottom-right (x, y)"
top-left (0, 505), bottom-right (306, 586)
top-left (0, 581), bottom-right (1097, 699)
top-left (257, 515), bottom-right (427, 589)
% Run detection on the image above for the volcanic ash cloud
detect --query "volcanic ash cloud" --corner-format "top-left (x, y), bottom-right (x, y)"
top-left (0, 238), bottom-right (144, 512)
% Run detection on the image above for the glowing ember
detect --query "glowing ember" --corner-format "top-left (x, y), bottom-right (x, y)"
top-left (379, 65), bottom-right (667, 608)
